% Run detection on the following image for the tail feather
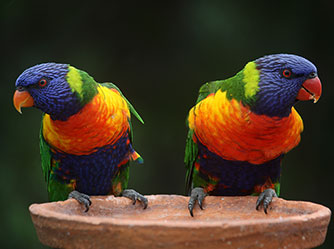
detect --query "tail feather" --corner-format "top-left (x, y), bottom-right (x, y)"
top-left (130, 151), bottom-right (144, 164)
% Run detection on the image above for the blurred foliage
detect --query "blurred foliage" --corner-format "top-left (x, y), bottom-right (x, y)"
top-left (1, 1), bottom-right (333, 248)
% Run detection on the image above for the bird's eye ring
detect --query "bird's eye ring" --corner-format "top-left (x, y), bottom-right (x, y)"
top-left (282, 69), bottom-right (292, 78)
top-left (16, 86), bottom-right (25, 92)
top-left (38, 79), bottom-right (48, 87)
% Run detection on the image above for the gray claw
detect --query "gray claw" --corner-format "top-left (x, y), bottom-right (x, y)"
top-left (256, 188), bottom-right (277, 214)
top-left (68, 190), bottom-right (92, 212)
top-left (121, 189), bottom-right (148, 209)
top-left (188, 187), bottom-right (206, 217)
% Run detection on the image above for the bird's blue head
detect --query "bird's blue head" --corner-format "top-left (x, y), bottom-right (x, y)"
top-left (13, 63), bottom-right (97, 121)
top-left (249, 54), bottom-right (322, 117)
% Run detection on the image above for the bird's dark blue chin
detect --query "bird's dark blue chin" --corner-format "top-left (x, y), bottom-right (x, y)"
top-left (250, 102), bottom-right (293, 118)
top-left (35, 94), bottom-right (83, 121)
top-left (49, 107), bottom-right (83, 121)
top-left (38, 103), bottom-right (83, 121)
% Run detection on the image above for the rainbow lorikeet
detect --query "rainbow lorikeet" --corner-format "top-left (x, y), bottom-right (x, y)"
top-left (13, 63), bottom-right (147, 211)
top-left (185, 54), bottom-right (322, 216)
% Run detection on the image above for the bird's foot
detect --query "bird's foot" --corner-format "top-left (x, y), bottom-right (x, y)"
top-left (121, 189), bottom-right (148, 209)
top-left (188, 187), bottom-right (207, 217)
top-left (68, 190), bottom-right (92, 212)
top-left (256, 188), bottom-right (277, 214)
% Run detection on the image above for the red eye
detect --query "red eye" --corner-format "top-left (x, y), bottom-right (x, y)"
top-left (282, 69), bottom-right (292, 78)
top-left (38, 79), bottom-right (48, 87)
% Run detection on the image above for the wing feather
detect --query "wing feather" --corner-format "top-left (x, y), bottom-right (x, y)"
top-left (184, 81), bottom-right (222, 194)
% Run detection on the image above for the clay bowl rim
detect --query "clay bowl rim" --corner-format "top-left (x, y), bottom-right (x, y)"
top-left (29, 195), bottom-right (331, 229)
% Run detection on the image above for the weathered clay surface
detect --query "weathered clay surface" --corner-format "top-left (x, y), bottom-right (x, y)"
top-left (29, 195), bottom-right (331, 249)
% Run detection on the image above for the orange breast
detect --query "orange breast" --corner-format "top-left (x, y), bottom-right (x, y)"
top-left (42, 86), bottom-right (130, 155)
top-left (188, 90), bottom-right (303, 164)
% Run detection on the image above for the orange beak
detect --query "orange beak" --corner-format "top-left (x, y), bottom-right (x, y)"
top-left (13, 90), bottom-right (34, 114)
top-left (296, 76), bottom-right (322, 103)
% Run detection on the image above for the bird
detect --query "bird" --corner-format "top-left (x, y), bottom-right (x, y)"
top-left (184, 54), bottom-right (322, 216)
top-left (13, 63), bottom-right (147, 211)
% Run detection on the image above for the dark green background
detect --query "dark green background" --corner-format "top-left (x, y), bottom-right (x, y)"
top-left (1, 1), bottom-right (333, 248)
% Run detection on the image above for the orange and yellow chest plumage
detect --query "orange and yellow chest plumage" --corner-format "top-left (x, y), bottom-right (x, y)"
top-left (188, 90), bottom-right (304, 164)
top-left (42, 86), bottom-right (130, 155)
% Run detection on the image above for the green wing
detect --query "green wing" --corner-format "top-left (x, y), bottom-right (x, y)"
top-left (40, 116), bottom-right (74, 201)
top-left (195, 80), bottom-right (222, 103)
top-left (100, 82), bottom-right (144, 142)
top-left (39, 116), bottom-right (51, 186)
top-left (184, 80), bottom-right (222, 194)
top-left (100, 82), bottom-right (144, 124)
top-left (100, 82), bottom-right (144, 195)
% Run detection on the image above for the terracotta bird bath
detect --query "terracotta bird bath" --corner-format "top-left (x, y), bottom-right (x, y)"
top-left (29, 195), bottom-right (331, 249)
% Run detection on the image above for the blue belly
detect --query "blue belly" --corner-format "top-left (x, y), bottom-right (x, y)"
top-left (196, 141), bottom-right (282, 196)
top-left (51, 133), bottom-right (132, 195)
